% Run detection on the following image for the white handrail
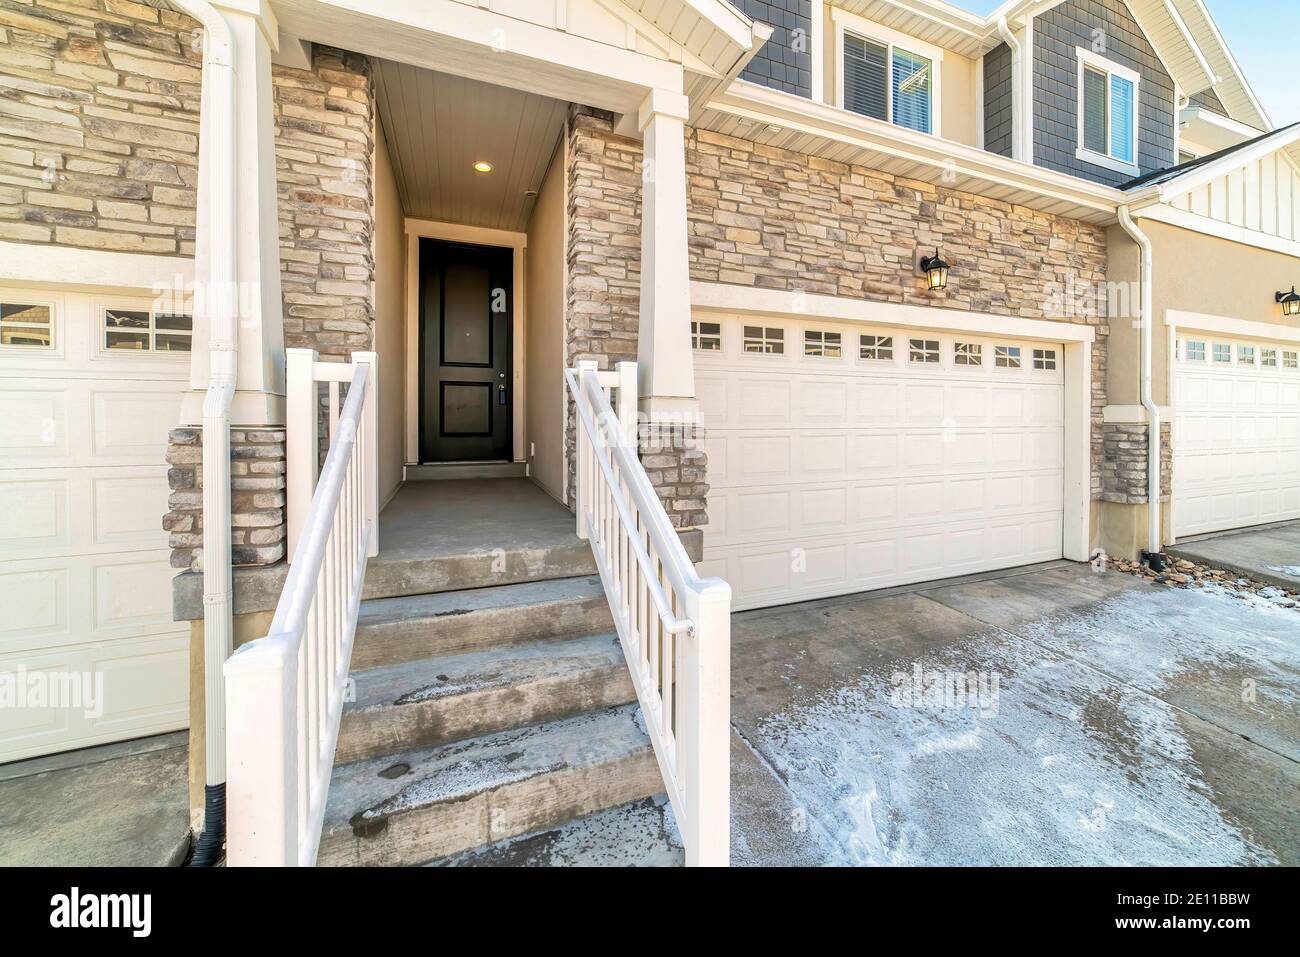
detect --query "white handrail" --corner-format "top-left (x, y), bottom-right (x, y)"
top-left (223, 355), bottom-right (376, 866)
top-left (566, 361), bottom-right (731, 866)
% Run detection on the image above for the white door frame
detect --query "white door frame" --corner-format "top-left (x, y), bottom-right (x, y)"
top-left (403, 218), bottom-right (527, 465)
top-left (690, 281), bottom-right (1096, 562)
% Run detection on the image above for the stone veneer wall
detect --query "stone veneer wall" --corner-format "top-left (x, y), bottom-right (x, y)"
top-left (164, 427), bottom-right (287, 570)
top-left (1101, 422), bottom-right (1172, 505)
top-left (0, 0), bottom-right (203, 251)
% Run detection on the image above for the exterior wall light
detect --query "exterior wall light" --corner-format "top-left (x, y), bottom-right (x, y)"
top-left (473, 161), bottom-right (493, 174)
top-left (1277, 287), bottom-right (1300, 318)
top-left (920, 248), bottom-right (950, 291)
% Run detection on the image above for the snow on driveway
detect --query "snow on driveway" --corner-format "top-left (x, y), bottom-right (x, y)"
top-left (735, 580), bottom-right (1299, 866)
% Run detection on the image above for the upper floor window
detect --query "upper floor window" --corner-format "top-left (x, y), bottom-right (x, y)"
top-left (840, 25), bottom-right (937, 135)
top-left (1076, 48), bottom-right (1140, 175)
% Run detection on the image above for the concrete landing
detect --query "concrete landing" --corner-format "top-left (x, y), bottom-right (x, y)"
top-left (0, 733), bottom-right (189, 867)
top-left (364, 479), bottom-right (595, 599)
top-left (1168, 521), bottom-right (1300, 592)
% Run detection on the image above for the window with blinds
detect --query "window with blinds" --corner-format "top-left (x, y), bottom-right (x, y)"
top-left (843, 34), bottom-right (887, 122)
top-left (842, 32), bottom-right (934, 134)
top-left (1078, 50), bottom-right (1138, 170)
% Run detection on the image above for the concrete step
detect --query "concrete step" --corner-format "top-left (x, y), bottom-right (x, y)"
top-left (351, 575), bottom-right (613, 671)
top-left (362, 538), bottom-right (596, 601)
top-left (318, 704), bottom-right (661, 867)
top-left (404, 462), bottom-right (528, 481)
top-left (424, 796), bottom-right (683, 867)
top-left (336, 632), bottom-right (634, 764)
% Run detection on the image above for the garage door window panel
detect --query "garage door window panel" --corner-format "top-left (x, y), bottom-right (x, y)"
top-left (804, 330), bottom-right (842, 358)
top-left (860, 335), bottom-right (894, 361)
top-left (743, 326), bottom-right (784, 355)
top-left (104, 309), bottom-right (193, 354)
top-left (909, 339), bottom-right (940, 363)
top-left (0, 301), bottom-right (54, 350)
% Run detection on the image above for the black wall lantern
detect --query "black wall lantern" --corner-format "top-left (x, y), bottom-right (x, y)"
top-left (920, 248), bottom-right (950, 292)
top-left (1276, 287), bottom-right (1300, 318)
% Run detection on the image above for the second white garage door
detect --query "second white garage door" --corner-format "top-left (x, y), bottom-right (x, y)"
top-left (695, 318), bottom-right (1066, 611)
top-left (1174, 335), bottom-right (1300, 537)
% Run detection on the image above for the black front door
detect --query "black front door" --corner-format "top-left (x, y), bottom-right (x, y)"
top-left (419, 238), bottom-right (512, 462)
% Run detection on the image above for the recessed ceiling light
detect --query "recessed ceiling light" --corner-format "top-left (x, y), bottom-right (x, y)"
top-left (473, 161), bottom-right (493, 173)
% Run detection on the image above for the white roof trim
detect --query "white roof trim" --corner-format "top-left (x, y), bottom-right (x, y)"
top-left (1134, 124), bottom-right (1300, 205)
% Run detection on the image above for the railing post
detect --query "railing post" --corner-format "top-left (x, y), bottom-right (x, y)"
top-left (681, 578), bottom-right (732, 867)
top-left (615, 361), bottom-right (638, 450)
top-left (286, 347), bottom-right (319, 561)
top-left (224, 634), bottom-right (298, 866)
top-left (351, 351), bottom-right (379, 558)
top-left (575, 359), bottom-right (598, 540)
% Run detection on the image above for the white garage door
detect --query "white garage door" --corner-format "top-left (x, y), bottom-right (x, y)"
top-left (1174, 336), bottom-right (1300, 537)
top-left (0, 289), bottom-right (190, 763)
top-left (695, 318), bottom-right (1066, 611)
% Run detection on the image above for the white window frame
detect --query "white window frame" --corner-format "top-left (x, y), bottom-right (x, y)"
top-left (0, 292), bottom-right (58, 352)
top-left (742, 325), bottom-right (785, 356)
top-left (953, 341), bottom-right (982, 366)
top-left (1236, 344), bottom-right (1256, 367)
top-left (1184, 339), bottom-right (1206, 362)
top-left (1284, 350), bottom-right (1299, 370)
top-left (995, 344), bottom-right (1022, 369)
top-left (832, 8), bottom-right (943, 138)
top-left (859, 334), bottom-right (894, 361)
top-left (1032, 347), bottom-right (1058, 371)
top-left (1075, 47), bottom-right (1141, 177)
top-left (803, 329), bottom-right (842, 358)
top-left (1212, 342), bottom-right (1232, 364)
top-left (1261, 347), bottom-right (1278, 368)
top-left (908, 338), bottom-right (940, 364)
top-left (96, 297), bottom-right (193, 358)
top-left (691, 320), bottom-right (721, 352)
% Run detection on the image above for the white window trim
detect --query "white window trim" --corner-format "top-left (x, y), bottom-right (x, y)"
top-left (1075, 46), bottom-right (1141, 176)
top-left (94, 295), bottom-right (192, 360)
top-left (0, 289), bottom-right (58, 353)
top-left (832, 7), bottom-right (943, 138)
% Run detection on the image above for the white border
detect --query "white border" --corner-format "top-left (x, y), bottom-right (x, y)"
top-left (1075, 46), bottom-right (1141, 177)
top-left (403, 218), bottom-right (527, 466)
top-left (0, 287), bottom-right (60, 356)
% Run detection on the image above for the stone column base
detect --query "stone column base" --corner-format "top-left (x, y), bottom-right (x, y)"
top-left (163, 427), bottom-right (288, 571)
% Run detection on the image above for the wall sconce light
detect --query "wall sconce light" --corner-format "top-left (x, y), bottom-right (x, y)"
top-left (1276, 287), bottom-right (1300, 318)
top-left (919, 248), bottom-right (950, 292)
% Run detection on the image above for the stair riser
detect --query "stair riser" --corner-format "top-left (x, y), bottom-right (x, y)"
top-left (317, 748), bottom-right (662, 867)
top-left (352, 594), bottom-right (613, 671)
top-left (362, 544), bottom-right (597, 602)
top-left (336, 666), bottom-right (636, 764)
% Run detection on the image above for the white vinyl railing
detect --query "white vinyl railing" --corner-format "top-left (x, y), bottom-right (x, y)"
top-left (223, 350), bottom-right (378, 866)
top-left (566, 360), bottom-right (731, 867)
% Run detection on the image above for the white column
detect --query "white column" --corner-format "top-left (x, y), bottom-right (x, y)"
top-left (637, 88), bottom-right (696, 421)
top-left (184, 0), bottom-right (285, 428)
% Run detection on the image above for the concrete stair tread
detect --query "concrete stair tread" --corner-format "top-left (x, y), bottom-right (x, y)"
top-left (345, 631), bottom-right (625, 711)
top-left (351, 575), bottom-right (612, 670)
top-left (362, 540), bottom-right (596, 601)
top-left (424, 796), bottom-right (683, 867)
top-left (319, 704), bottom-right (660, 866)
top-left (335, 631), bottom-right (634, 763)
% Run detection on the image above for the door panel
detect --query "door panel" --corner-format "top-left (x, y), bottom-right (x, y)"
top-left (419, 239), bottom-right (512, 462)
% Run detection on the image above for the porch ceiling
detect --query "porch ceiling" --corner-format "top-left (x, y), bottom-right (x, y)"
top-left (374, 60), bottom-right (568, 232)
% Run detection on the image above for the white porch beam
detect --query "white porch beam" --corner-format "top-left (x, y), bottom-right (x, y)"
top-left (637, 88), bottom-right (696, 419)
top-left (272, 0), bottom-right (683, 116)
top-left (183, 0), bottom-right (285, 427)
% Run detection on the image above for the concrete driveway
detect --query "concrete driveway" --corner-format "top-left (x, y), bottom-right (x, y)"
top-left (1168, 520), bottom-right (1300, 593)
top-left (729, 562), bottom-right (1300, 866)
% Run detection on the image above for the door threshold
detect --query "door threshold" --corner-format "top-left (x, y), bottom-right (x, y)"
top-left (405, 462), bottom-right (527, 482)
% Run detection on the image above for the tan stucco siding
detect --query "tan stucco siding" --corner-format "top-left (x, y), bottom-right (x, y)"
top-left (525, 142), bottom-right (567, 503)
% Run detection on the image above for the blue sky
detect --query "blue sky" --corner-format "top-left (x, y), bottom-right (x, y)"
top-left (952, 1), bottom-right (1299, 127)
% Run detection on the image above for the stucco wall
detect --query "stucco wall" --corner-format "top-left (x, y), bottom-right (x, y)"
top-left (526, 141), bottom-right (567, 504)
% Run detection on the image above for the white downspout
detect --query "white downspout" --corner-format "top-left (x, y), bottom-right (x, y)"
top-left (1118, 206), bottom-right (1162, 560)
top-left (171, 0), bottom-right (237, 858)
top-left (996, 17), bottom-right (1023, 162)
